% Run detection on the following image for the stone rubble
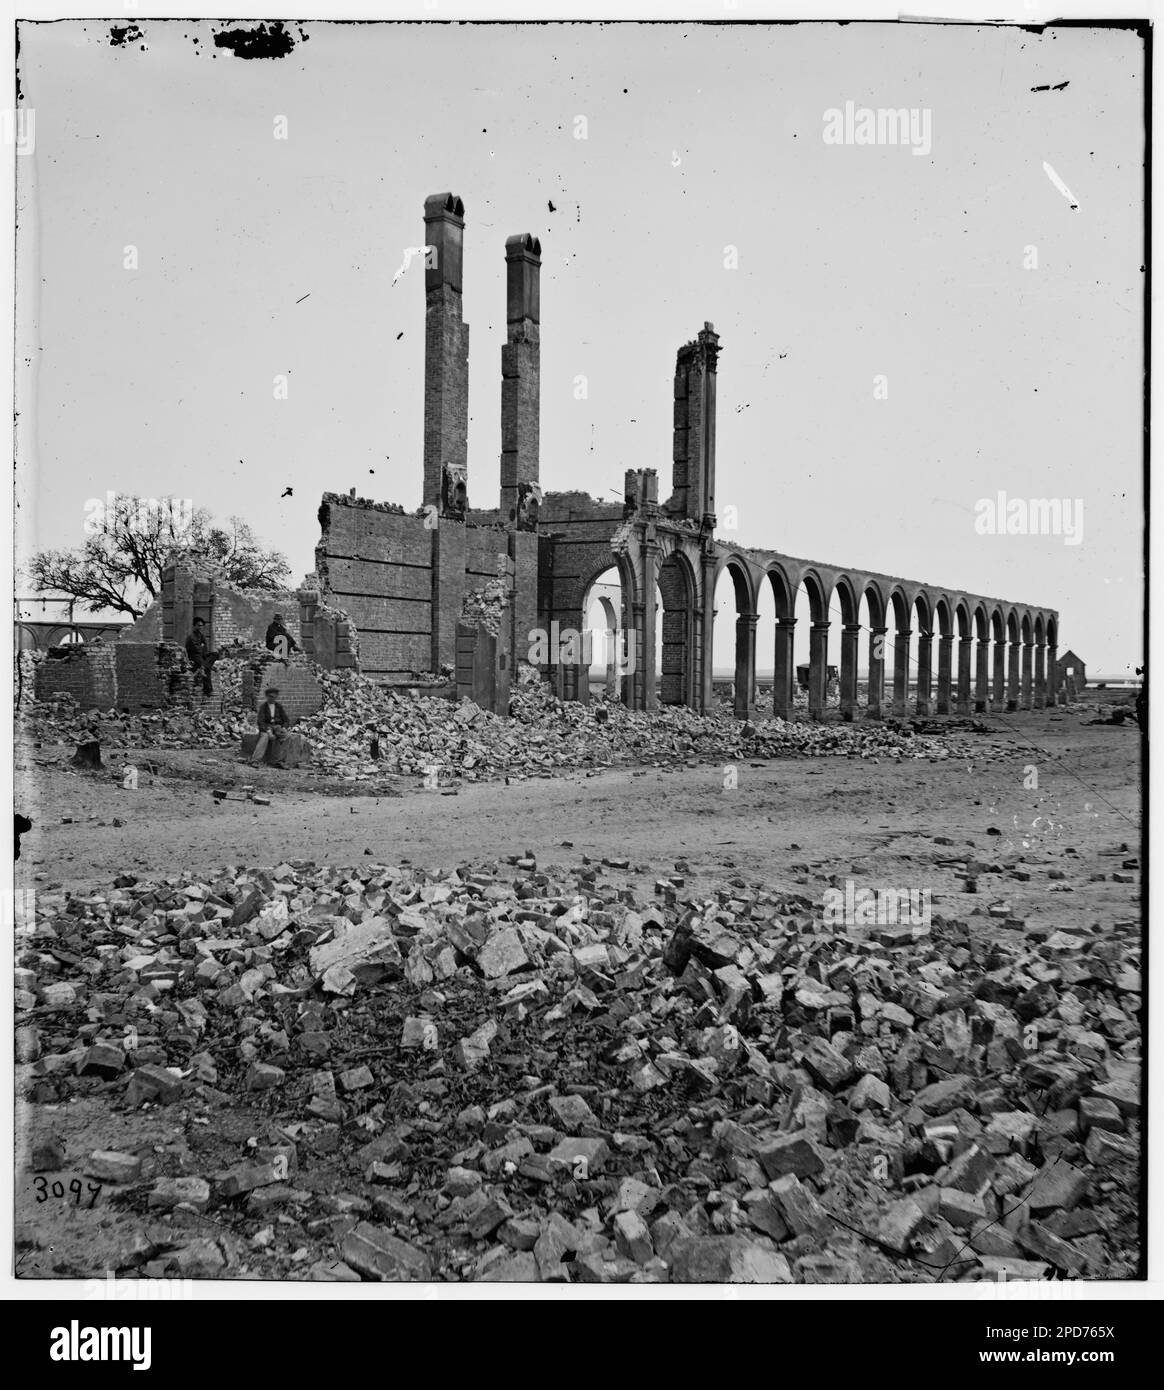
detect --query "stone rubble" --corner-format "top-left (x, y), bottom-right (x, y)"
top-left (19, 674), bottom-right (1020, 791)
top-left (15, 852), bottom-right (1140, 1283)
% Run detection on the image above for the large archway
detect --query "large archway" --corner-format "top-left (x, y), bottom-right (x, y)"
top-left (581, 566), bottom-right (627, 702)
top-left (862, 583), bottom-right (888, 719)
top-left (712, 557), bottom-right (758, 718)
top-left (885, 587), bottom-right (911, 717)
top-left (656, 546), bottom-right (699, 707)
top-left (834, 575), bottom-right (861, 721)
top-left (768, 563), bottom-right (797, 718)
top-left (913, 591), bottom-right (933, 715)
top-left (793, 569), bottom-right (830, 719)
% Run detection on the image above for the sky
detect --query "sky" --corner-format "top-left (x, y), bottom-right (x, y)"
top-left (14, 18), bottom-right (1146, 674)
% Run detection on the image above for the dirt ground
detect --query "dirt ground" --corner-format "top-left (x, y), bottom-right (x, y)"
top-left (14, 710), bottom-right (1141, 892)
top-left (12, 708), bottom-right (1144, 1281)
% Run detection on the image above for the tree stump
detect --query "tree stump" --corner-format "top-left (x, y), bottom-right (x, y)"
top-left (71, 741), bottom-right (103, 770)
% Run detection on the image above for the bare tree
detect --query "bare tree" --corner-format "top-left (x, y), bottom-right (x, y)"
top-left (29, 498), bottom-right (291, 619)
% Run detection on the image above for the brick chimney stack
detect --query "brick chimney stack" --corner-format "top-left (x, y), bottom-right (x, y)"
top-left (500, 232), bottom-right (541, 527)
top-left (667, 321), bottom-right (720, 526)
top-left (423, 193), bottom-right (469, 514)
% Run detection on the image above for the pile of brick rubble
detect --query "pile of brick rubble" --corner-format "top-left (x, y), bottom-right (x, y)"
top-left (19, 672), bottom-right (1017, 788)
top-left (16, 856), bottom-right (1140, 1283)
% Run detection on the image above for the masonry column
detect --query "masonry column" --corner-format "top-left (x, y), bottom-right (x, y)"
top-left (700, 552), bottom-right (717, 713)
top-left (974, 637), bottom-right (989, 712)
top-left (734, 612), bottom-right (758, 719)
top-left (1020, 640), bottom-right (1034, 710)
top-left (500, 233), bottom-right (541, 524)
top-left (642, 542), bottom-right (659, 712)
top-left (1047, 642), bottom-right (1059, 704)
top-left (915, 629), bottom-right (933, 716)
top-left (669, 323), bottom-right (720, 524)
top-left (808, 621), bottom-right (830, 720)
top-left (773, 617), bottom-right (796, 718)
top-left (992, 638), bottom-right (1006, 709)
top-left (956, 633), bottom-right (973, 713)
top-left (1007, 637), bottom-right (1021, 711)
top-left (867, 625), bottom-right (886, 719)
top-left (840, 622), bottom-right (860, 722)
top-left (423, 193), bottom-right (469, 513)
top-left (936, 632), bottom-right (953, 715)
top-left (1034, 641), bottom-right (1047, 708)
top-left (892, 626), bottom-right (911, 717)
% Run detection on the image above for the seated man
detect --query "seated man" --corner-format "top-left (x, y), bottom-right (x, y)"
top-left (185, 617), bottom-right (220, 697)
top-left (250, 685), bottom-right (290, 765)
top-left (265, 612), bottom-right (301, 657)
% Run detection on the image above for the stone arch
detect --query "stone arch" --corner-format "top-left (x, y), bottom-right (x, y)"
top-left (988, 607), bottom-right (1007, 707)
top-left (795, 568), bottom-right (831, 719)
top-left (972, 603), bottom-right (992, 712)
top-left (657, 543), bottom-right (700, 707)
top-left (834, 574), bottom-right (861, 626)
top-left (714, 552), bottom-right (758, 613)
top-left (885, 586), bottom-right (912, 716)
top-left (932, 596), bottom-right (954, 714)
top-left (834, 575), bottom-right (862, 721)
top-left (715, 554), bottom-right (759, 718)
top-left (911, 591), bottom-right (935, 714)
top-left (765, 563), bottom-right (795, 619)
top-left (580, 563), bottom-right (630, 703)
top-left (934, 596), bottom-right (954, 638)
top-left (861, 581), bottom-right (890, 719)
top-left (949, 600), bottom-right (973, 713)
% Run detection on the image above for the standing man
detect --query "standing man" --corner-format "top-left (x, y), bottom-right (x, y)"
top-left (250, 685), bottom-right (290, 765)
top-left (265, 613), bottom-right (300, 658)
top-left (185, 617), bottom-right (219, 697)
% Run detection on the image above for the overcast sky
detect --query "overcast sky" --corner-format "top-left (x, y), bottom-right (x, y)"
top-left (15, 18), bottom-right (1145, 673)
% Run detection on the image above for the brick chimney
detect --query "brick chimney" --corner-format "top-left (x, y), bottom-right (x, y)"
top-left (423, 193), bottom-right (469, 515)
top-left (667, 321), bottom-right (719, 526)
top-left (500, 232), bottom-right (541, 527)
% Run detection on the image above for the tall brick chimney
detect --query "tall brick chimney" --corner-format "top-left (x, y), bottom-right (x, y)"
top-left (423, 193), bottom-right (469, 515)
top-left (500, 232), bottom-right (542, 527)
top-left (667, 321), bottom-right (719, 526)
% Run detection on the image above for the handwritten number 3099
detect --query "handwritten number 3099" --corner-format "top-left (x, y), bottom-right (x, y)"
top-left (34, 1177), bottom-right (102, 1207)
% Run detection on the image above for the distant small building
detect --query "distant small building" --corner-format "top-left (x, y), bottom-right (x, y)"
top-left (1056, 650), bottom-right (1086, 689)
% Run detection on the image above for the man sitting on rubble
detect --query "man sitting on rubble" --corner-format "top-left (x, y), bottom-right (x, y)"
top-left (185, 617), bottom-right (219, 697)
top-left (250, 685), bottom-right (290, 765)
top-left (265, 613), bottom-right (300, 657)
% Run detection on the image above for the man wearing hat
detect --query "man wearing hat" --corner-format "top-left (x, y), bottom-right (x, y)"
top-left (250, 684), bottom-right (291, 765)
top-left (264, 612), bottom-right (300, 658)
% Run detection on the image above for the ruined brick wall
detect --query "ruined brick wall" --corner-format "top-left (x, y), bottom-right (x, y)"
top-left (316, 493), bottom-right (535, 683)
top-left (114, 643), bottom-right (192, 711)
top-left (124, 563), bottom-right (303, 654)
top-left (316, 494), bottom-right (434, 679)
top-left (35, 645), bottom-right (117, 708)
top-left (34, 642), bottom-right (190, 711)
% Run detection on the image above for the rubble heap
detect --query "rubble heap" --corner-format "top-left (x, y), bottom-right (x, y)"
top-left (293, 674), bottom-right (1019, 783)
top-left (19, 674), bottom-right (1024, 787)
top-left (16, 858), bottom-right (1140, 1283)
